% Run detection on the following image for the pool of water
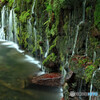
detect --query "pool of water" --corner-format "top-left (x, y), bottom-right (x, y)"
top-left (0, 40), bottom-right (63, 100)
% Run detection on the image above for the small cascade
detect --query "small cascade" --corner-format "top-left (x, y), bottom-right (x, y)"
top-left (72, 0), bottom-right (86, 56)
top-left (44, 39), bottom-right (49, 58)
top-left (0, 6), bottom-right (6, 39)
top-left (89, 67), bottom-right (100, 100)
top-left (9, 9), bottom-right (13, 41)
top-left (85, 34), bottom-right (88, 56)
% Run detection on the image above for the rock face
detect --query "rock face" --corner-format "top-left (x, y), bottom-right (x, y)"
top-left (29, 73), bottom-right (63, 87)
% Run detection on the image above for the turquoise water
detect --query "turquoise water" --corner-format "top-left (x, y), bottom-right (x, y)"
top-left (0, 41), bottom-right (63, 100)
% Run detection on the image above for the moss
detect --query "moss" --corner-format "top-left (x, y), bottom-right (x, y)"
top-left (63, 21), bottom-right (68, 34)
top-left (19, 10), bottom-right (30, 23)
top-left (85, 65), bottom-right (95, 83)
top-left (43, 53), bottom-right (57, 65)
top-left (89, 36), bottom-right (99, 50)
top-left (49, 36), bottom-right (58, 52)
top-left (7, 0), bottom-right (14, 8)
top-left (94, 0), bottom-right (100, 30)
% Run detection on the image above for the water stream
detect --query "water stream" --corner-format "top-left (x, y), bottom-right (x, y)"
top-left (72, 0), bottom-right (86, 56)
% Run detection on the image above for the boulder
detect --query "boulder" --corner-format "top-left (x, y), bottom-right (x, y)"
top-left (29, 73), bottom-right (63, 87)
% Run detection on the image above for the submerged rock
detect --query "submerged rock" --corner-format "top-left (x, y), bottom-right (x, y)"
top-left (28, 73), bottom-right (63, 87)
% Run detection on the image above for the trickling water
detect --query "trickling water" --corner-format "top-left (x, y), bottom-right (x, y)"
top-left (27, 18), bottom-right (33, 49)
top-left (44, 39), bottom-right (49, 58)
top-left (83, 0), bottom-right (86, 22)
top-left (27, 18), bottom-right (32, 36)
top-left (0, 6), bottom-right (5, 39)
top-left (72, 0), bottom-right (86, 56)
top-left (32, 0), bottom-right (36, 14)
top-left (93, 51), bottom-right (96, 63)
top-left (62, 55), bottom-right (69, 79)
top-left (9, 9), bottom-right (13, 41)
top-left (34, 20), bottom-right (37, 57)
top-left (89, 67), bottom-right (100, 100)
top-left (31, 0), bottom-right (37, 57)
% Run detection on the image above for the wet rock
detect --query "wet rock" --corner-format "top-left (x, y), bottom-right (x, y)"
top-left (65, 70), bottom-right (73, 81)
top-left (28, 73), bottom-right (63, 87)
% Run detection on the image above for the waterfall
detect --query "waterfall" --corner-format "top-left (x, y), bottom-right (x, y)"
top-left (44, 39), bottom-right (49, 58)
top-left (13, 9), bottom-right (17, 43)
top-left (6, 7), bottom-right (9, 40)
top-left (0, 5), bottom-right (17, 42)
top-left (0, 6), bottom-right (6, 39)
top-left (89, 67), bottom-right (100, 100)
top-left (9, 9), bottom-right (13, 41)
top-left (72, 0), bottom-right (86, 56)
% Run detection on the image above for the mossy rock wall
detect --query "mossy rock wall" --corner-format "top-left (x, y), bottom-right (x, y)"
top-left (0, 0), bottom-right (100, 88)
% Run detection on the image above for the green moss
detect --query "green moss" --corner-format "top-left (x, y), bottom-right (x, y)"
top-left (24, 0), bottom-right (31, 3)
top-left (7, 0), bottom-right (14, 7)
top-left (49, 36), bottom-right (58, 52)
top-left (85, 65), bottom-right (95, 83)
top-left (19, 10), bottom-right (30, 23)
top-left (94, 0), bottom-right (100, 30)
top-left (89, 37), bottom-right (99, 50)
top-left (43, 53), bottom-right (57, 65)
top-left (86, 6), bottom-right (92, 14)
top-left (63, 21), bottom-right (68, 34)
top-left (1, 0), bottom-right (5, 2)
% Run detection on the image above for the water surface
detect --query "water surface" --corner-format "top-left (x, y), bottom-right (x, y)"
top-left (0, 41), bottom-right (63, 100)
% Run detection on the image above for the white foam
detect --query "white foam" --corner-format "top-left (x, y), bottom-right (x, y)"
top-left (1, 41), bottom-right (24, 53)
top-left (25, 55), bottom-right (41, 68)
